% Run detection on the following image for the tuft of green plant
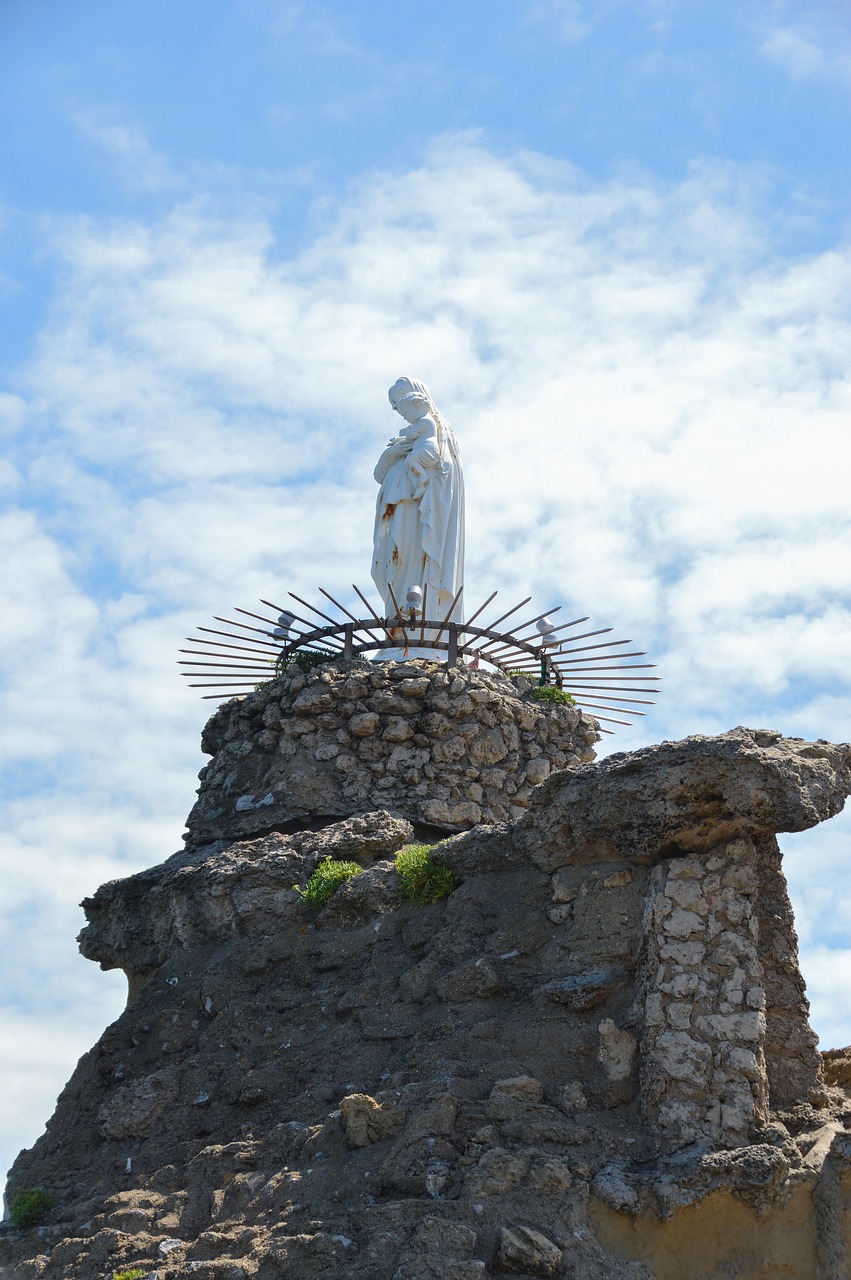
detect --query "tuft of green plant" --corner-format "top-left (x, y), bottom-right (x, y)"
top-left (275, 648), bottom-right (337, 679)
top-left (113, 1269), bottom-right (148, 1280)
top-left (295, 857), bottom-right (363, 910)
top-left (9, 1187), bottom-right (55, 1230)
top-left (395, 844), bottom-right (456, 905)
top-left (529, 685), bottom-right (576, 706)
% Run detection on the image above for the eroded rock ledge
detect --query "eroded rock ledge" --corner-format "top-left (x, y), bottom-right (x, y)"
top-left (3, 710), bottom-right (851, 1280)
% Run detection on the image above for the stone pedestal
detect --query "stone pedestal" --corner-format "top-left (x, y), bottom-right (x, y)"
top-left (186, 658), bottom-right (599, 847)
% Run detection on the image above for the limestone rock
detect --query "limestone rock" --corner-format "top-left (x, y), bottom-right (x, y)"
top-left (299, 810), bottom-right (415, 865)
top-left (464, 1148), bottom-right (529, 1197)
top-left (536, 967), bottom-right (630, 1010)
top-left (597, 1018), bottom-right (637, 1106)
top-left (822, 1046), bottom-right (851, 1089)
top-left (339, 1093), bottom-right (406, 1148)
top-left (490, 1076), bottom-right (545, 1104)
top-left (78, 810), bottom-right (413, 980)
top-left (96, 1067), bottom-right (179, 1139)
top-left (434, 823), bottom-right (525, 876)
top-left (515, 727), bottom-right (851, 871)
top-left (317, 859), bottom-right (398, 927)
top-left (497, 1225), bottom-right (563, 1276)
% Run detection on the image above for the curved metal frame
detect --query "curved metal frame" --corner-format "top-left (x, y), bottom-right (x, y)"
top-left (178, 585), bottom-right (660, 734)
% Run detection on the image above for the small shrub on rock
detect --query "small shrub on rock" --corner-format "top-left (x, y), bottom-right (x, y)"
top-left (113, 1269), bottom-right (147, 1280)
top-left (275, 648), bottom-right (337, 678)
top-left (9, 1187), bottom-right (54, 1229)
top-left (395, 844), bottom-right (456, 905)
top-left (529, 685), bottom-right (576, 706)
top-left (296, 857), bottom-right (363, 910)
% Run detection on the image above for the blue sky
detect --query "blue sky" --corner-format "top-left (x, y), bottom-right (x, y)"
top-left (2, 0), bottom-right (850, 1182)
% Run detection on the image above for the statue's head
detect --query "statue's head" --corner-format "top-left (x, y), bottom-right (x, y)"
top-left (389, 377), bottom-right (432, 423)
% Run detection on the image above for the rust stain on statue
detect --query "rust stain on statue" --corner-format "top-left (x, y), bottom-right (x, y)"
top-left (382, 503), bottom-right (397, 520)
top-left (392, 547), bottom-right (399, 565)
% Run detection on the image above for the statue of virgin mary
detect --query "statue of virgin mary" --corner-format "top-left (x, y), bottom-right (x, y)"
top-left (371, 377), bottom-right (465, 625)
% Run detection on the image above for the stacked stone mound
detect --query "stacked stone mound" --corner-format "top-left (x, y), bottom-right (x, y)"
top-left (3, 705), bottom-right (851, 1279)
top-left (186, 659), bottom-right (599, 846)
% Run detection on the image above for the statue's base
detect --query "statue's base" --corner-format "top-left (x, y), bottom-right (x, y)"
top-left (179, 589), bottom-right (659, 729)
top-left (188, 659), bottom-right (598, 844)
top-left (372, 647), bottom-right (442, 663)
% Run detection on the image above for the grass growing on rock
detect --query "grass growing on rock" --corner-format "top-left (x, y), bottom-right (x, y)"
top-left (395, 844), bottom-right (456, 905)
top-left (529, 685), bottom-right (576, 706)
top-left (296, 857), bottom-right (363, 910)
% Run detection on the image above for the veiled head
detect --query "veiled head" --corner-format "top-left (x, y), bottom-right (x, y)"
top-left (389, 376), bottom-right (432, 422)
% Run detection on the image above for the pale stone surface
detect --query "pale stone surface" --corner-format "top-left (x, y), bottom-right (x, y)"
top-left (339, 1093), bottom-right (406, 1147)
top-left (79, 810), bottom-right (416, 976)
top-left (490, 1076), bottom-right (544, 1104)
top-left (96, 1067), bottom-right (179, 1139)
top-left (497, 1225), bottom-right (563, 1276)
top-left (592, 1165), bottom-right (641, 1213)
top-left (550, 868), bottom-right (579, 903)
top-left (464, 1149), bottom-right (529, 1196)
top-left (559, 1081), bottom-right (588, 1113)
top-left (514, 726), bottom-right (851, 871)
top-left (639, 843), bottom-right (775, 1150)
top-left (598, 1019), bottom-right (637, 1085)
top-left (189, 660), bottom-right (597, 844)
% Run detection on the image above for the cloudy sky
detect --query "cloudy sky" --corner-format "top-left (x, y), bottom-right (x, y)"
top-left (2, 0), bottom-right (850, 1182)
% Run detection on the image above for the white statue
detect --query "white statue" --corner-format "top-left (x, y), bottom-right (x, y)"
top-left (371, 377), bottom-right (465, 626)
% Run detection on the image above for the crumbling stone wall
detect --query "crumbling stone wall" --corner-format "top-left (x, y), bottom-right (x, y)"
top-left (640, 840), bottom-right (769, 1151)
top-left (187, 659), bottom-right (598, 845)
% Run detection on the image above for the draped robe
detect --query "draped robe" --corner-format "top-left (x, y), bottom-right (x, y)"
top-left (371, 411), bottom-right (464, 623)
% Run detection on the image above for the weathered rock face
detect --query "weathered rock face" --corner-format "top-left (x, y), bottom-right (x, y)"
top-left (187, 659), bottom-right (599, 845)
top-left (513, 727), bottom-right (851, 868)
top-left (3, 713), bottom-right (851, 1280)
top-left (78, 811), bottom-right (417, 991)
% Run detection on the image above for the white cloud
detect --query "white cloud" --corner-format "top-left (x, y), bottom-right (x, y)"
top-left (524, 1), bottom-right (593, 44)
top-left (796, 944), bottom-right (851, 1051)
top-left (3, 136), bottom-right (851, 1177)
top-left (758, 6), bottom-right (851, 86)
top-left (69, 104), bottom-right (181, 194)
top-left (761, 27), bottom-right (826, 79)
top-left (0, 1002), bottom-right (126, 1180)
top-left (783, 807), bottom-right (851, 1051)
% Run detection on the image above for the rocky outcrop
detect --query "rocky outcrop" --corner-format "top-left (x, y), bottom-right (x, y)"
top-left (513, 727), bottom-right (851, 869)
top-left (3, 698), bottom-right (851, 1280)
top-left (79, 811), bottom-right (416, 988)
